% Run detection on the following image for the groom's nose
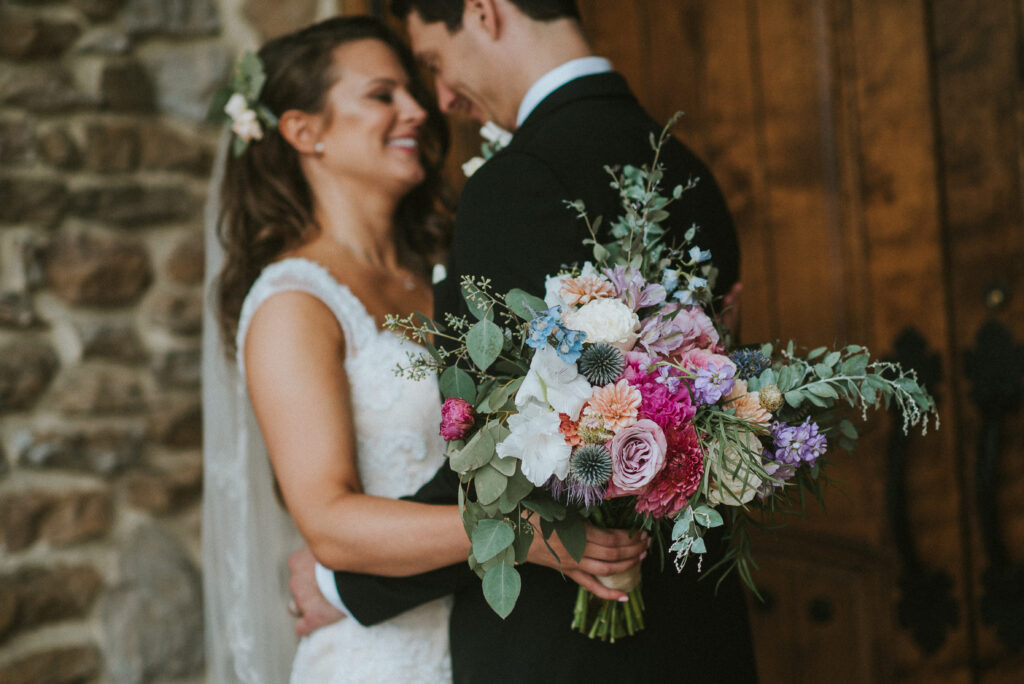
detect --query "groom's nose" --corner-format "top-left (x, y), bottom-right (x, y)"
top-left (435, 77), bottom-right (474, 119)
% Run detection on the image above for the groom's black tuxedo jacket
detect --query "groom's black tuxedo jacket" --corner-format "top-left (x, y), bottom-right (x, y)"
top-left (334, 73), bottom-right (758, 683)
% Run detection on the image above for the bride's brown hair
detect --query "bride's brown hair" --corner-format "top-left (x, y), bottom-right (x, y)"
top-left (216, 15), bottom-right (452, 353)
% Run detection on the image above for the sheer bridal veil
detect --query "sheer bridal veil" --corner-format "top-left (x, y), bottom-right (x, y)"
top-left (201, 133), bottom-right (302, 683)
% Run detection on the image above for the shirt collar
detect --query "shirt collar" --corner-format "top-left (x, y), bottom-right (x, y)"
top-left (515, 56), bottom-right (613, 128)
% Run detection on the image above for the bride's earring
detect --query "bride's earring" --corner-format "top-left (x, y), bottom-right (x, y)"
top-left (314, 142), bottom-right (325, 154)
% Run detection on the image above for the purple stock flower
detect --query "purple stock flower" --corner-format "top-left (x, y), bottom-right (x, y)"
top-left (770, 418), bottom-right (828, 465)
top-left (692, 361), bottom-right (736, 405)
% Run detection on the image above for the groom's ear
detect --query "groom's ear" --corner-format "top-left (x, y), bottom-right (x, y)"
top-left (464, 0), bottom-right (500, 41)
top-left (278, 110), bottom-right (322, 155)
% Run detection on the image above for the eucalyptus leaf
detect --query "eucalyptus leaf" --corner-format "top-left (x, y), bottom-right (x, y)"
top-left (841, 354), bottom-right (869, 376)
top-left (490, 454), bottom-right (518, 476)
top-left (814, 363), bottom-right (834, 379)
top-left (808, 346), bottom-right (827, 360)
top-left (784, 390), bottom-right (804, 408)
top-left (504, 289), bottom-right (547, 320)
top-left (689, 537), bottom-right (707, 554)
top-left (467, 319), bottom-right (504, 371)
top-left (439, 366), bottom-right (476, 401)
top-left (808, 383), bottom-right (838, 399)
top-left (824, 351), bottom-right (842, 367)
top-left (553, 512), bottom-right (586, 563)
top-left (482, 562), bottom-right (521, 619)
top-left (473, 463), bottom-right (508, 505)
top-left (497, 465), bottom-right (534, 513)
top-left (449, 424), bottom-right (496, 473)
top-left (522, 496), bottom-right (567, 521)
top-left (513, 524), bottom-right (534, 564)
top-left (472, 518), bottom-right (515, 563)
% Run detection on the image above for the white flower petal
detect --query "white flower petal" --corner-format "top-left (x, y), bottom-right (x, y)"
top-left (516, 345), bottom-right (592, 419)
top-left (495, 401), bottom-right (570, 486)
top-left (224, 93), bottom-right (249, 119)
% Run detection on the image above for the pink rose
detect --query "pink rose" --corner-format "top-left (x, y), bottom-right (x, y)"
top-left (439, 397), bottom-right (476, 441)
top-left (673, 306), bottom-right (720, 352)
top-left (674, 348), bottom-right (735, 375)
top-left (608, 419), bottom-right (667, 493)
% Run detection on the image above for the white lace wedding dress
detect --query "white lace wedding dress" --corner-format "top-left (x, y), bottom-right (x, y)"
top-left (236, 258), bottom-right (453, 684)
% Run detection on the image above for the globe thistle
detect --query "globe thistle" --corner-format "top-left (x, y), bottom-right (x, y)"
top-left (758, 384), bottom-right (784, 412)
top-left (567, 444), bottom-right (612, 507)
top-left (577, 343), bottom-right (625, 386)
top-left (730, 348), bottom-right (772, 380)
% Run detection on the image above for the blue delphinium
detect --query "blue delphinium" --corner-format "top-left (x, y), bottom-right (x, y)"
top-left (526, 306), bottom-right (563, 350)
top-left (554, 327), bottom-right (587, 364)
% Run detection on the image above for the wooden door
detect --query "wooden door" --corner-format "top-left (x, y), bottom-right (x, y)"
top-left (433, 1), bottom-right (1024, 681)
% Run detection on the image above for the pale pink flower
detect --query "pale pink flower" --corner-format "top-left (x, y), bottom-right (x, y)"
top-left (587, 379), bottom-right (642, 431)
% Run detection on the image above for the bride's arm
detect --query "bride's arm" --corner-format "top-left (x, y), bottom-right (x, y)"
top-left (244, 290), bottom-right (469, 576)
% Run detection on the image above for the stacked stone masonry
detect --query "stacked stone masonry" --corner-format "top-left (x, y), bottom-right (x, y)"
top-left (0, 0), bottom-right (348, 679)
top-left (1, 0), bottom-right (256, 681)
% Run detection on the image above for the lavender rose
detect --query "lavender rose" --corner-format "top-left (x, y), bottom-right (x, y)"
top-left (608, 419), bottom-right (667, 493)
top-left (439, 397), bottom-right (476, 441)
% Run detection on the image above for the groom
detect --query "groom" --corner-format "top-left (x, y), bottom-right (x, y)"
top-left (295, 1), bottom-right (757, 681)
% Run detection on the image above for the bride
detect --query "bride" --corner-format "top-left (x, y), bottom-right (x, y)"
top-left (201, 14), bottom-right (647, 684)
top-left (202, 16), bottom-right (462, 683)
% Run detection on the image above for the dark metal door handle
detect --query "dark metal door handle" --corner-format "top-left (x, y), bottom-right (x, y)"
top-left (965, 319), bottom-right (1024, 652)
top-left (886, 328), bottom-right (959, 654)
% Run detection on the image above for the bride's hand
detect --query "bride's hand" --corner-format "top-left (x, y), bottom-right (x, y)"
top-left (524, 521), bottom-right (649, 602)
top-left (288, 546), bottom-right (346, 636)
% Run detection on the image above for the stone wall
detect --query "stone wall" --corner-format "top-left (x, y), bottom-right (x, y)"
top-left (0, 0), bottom-right (346, 681)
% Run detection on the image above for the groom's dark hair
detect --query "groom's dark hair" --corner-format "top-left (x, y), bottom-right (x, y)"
top-left (390, 0), bottom-right (579, 32)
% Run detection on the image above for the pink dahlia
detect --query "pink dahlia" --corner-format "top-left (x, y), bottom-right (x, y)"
top-left (439, 397), bottom-right (476, 441)
top-left (587, 379), bottom-right (642, 431)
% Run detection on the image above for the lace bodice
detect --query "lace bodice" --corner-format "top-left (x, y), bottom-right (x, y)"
top-left (236, 258), bottom-right (452, 684)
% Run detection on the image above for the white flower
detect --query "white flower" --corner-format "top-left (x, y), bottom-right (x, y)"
top-left (224, 93), bottom-right (249, 119)
top-left (496, 400), bottom-right (571, 486)
top-left (462, 156), bottom-right (486, 177)
top-left (707, 432), bottom-right (764, 506)
top-left (544, 262), bottom-right (601, 309)
top-left (544, 273), bottom-right (572, 308)
top-left (562, 297), bottom-right (640, 351)
top-left (516, 344), bottom-right (593, 420)
top-left (480, 121), bottom-right (513, 147)
top-left (230, 108), bottom-right (263, 142)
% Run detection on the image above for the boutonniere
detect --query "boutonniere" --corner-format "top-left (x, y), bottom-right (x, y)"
top-left (462, 121), bottom-right (513, 177)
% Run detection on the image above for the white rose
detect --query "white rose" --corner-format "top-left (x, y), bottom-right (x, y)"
top-left (562, 297), bottom-right (640, 351)
top-left (224, 93), bottom-right (249, 119)
top-left (496, 400), bottom-right (571, 486)
top-left (516, 344), bottom-right (593, 420)
top-left (707, 432), bottom-right (764, 506)
top-left (231, 109), bottom-right (263, 142)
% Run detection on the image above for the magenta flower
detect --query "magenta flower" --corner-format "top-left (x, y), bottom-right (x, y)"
top-left (439, 397), bottom-right (476, 441)
top-left (635, 423), bottom-right (703, 517)
top-left (608, 419), bottom-right (667, 493)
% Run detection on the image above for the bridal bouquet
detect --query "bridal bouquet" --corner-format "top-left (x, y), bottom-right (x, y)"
top-left (387, 117), bottom-right (938, 641)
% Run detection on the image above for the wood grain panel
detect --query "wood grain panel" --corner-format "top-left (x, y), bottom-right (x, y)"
top-left (929, 0), bottom-right (1024, 666)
